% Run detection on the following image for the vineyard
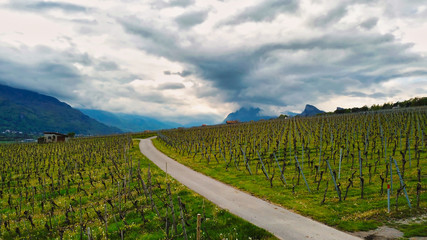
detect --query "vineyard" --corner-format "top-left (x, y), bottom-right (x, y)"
top-left (0, 135), bottom-right (274, 239)
top-left (156, 107), bottom-right (427, 236)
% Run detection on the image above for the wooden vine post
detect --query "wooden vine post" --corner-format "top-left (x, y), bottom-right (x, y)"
top-left (197, 213), bottom-right (201, 240)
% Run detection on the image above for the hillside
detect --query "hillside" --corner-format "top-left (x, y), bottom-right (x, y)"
top-left (0, 84), bottom-right (121, 135)
top-left (79, 109), bottom-right (180, 132)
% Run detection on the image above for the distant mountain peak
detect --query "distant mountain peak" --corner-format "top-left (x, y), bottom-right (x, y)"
top-left (223, 107), bottom-right (275, 123)
top-left (304, 104), bottom-right (318, 111)
top-left (298, 104), bottom-right (325, 117)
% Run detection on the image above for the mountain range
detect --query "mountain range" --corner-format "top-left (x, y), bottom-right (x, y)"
top-left (79, 109), bottom-right (181, 132)
top-left (223, 107), bottom-right (276, 123)
top-left (223, 104), bottom-right (325, 123)
top-left (0, 83), bottom-right (328, 136)
top-left (1, 83), bottom-right (422, 136)
top-left (0, 84), bottom-right (121, 135)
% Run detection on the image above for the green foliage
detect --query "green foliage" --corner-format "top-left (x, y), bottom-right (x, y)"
top-left (335, 97), bottom-right (427, 114)
top-left (397, 223), bottom-right (427, 237)
top-left (155, 107), bottom-right (427, 235)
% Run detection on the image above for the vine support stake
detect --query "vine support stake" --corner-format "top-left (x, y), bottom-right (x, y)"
top-left (390, 156), bottom-right (393, 194)
top-left (387, 184), bottom-right (390, 213)
top-left (257, 151), bottom-right (269, 180)
top-left (240, 147), bottom-right (252, 175)
top-left (197, 213), bottom-right (201, 240)
top-left (392, 157), bottom-right (411, 208)
top-left (273, 152), bottom-right (287, 184)
top-left (326, 158), bottom-right (341, 201)
top-left (338, 148), bottom-right (342, 180)
top-left (295, 156), bottom-right (311, 193)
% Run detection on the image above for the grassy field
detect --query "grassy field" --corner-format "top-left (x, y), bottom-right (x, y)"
top-left (0, 135), bottom-right (275, 239)
top-left (154, 108), bottom-right (427, 238)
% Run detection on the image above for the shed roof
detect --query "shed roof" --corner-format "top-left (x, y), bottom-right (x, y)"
top-left (43, 132), bottom-right (68, 137)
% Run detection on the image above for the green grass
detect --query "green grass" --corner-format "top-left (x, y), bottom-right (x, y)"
top-left (153, 137), bottom-right (427, 236)
top-left (131, 132), bottom-right (157, 139)
top-left (397, 223), bottom-right (427, 238)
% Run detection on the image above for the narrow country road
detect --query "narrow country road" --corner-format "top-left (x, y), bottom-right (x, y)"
top-left (139, 137), bottom-right (361, 240)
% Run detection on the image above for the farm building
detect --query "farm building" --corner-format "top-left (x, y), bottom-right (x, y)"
top-left (226, 120), bottom-right (239, 124)
top-left (39, 132), bottom-right (69, 143)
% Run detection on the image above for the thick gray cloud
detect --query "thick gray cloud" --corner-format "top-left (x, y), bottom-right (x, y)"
top-left (1, 0), bottom-right (426, 121)
top-left (170, 0), bottom-right (194, 7)
top-left (175, 10), bottom-right (208, 28)
top-left (222, 0), bottom-right (299, 25)
top-left (0, 46), bottom-right (84, 100)
top-left (151, 0), bottom-right (194, 9)
top-left (384, 0), bottom-right (427, 19)
top-left (311, 5), bottom-right (348, 27)
top-left (96, 60), bottom-right (120, 71)
top-left (4, 1), bottom-right (94, 24)
top-left (345, 91), bottom-right (389, 98)
top-left (0, 44), bottom-right (134, 102)
top-left (120, 11), bottom-right (427, 108)
top-left (360, 17), bottom-right (379, 30)
top-left (164, 70), bottom-right (192, 77)
top-left (7, 1), bottom-right (88, 13)
top-left (157, 82), bottom-right (185, 90)
top-left (121, 9), bottom-right (418, 106)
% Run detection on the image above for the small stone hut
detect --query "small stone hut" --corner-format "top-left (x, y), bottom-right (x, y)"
top-left (41, 132), bottom-right (69, 143)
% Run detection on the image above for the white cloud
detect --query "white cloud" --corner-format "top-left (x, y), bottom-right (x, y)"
top-left (0, 0), bottom-right (426, 123)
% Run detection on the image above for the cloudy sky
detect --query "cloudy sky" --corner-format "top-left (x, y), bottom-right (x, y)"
top-left (0, 0), bottom-right (426, 124)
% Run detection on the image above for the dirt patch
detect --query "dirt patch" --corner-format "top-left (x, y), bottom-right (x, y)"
top-left (394, 213), bottom-right (427, 225)
top-left (353, 225), bottom-right (427, 240)
top-left (353, 226), bottom-right (403, 240)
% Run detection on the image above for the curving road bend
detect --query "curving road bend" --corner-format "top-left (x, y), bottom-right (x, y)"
top-left (139, 137), bottom-right (361, 240)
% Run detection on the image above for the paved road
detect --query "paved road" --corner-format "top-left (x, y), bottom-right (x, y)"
top-left (139, 137), bottom-right (361, 240)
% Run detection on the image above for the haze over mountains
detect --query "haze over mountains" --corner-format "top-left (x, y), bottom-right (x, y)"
top-left (79, 109), bottom-right (182, 132)
top-left (83, 105), bottom-right (325, 131)
top-left (0, 84), bottom-right (212, 134)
